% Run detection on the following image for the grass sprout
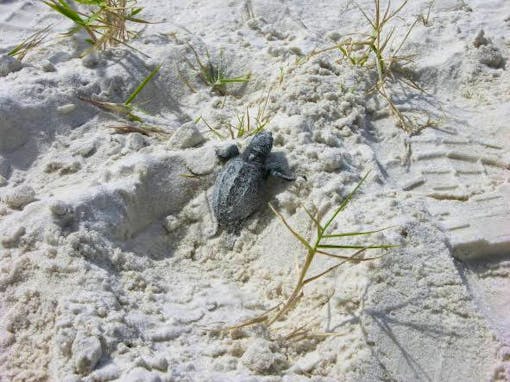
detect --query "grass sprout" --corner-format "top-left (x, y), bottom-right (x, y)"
top-left (43, 0), bottom-right (150, 51)
top-left (198, 90), bottom-right (272, 139)
top-left (183, 44), bottom-right (250, 96)
top-left (356, 0), bottom-right (436, 133)
top-left (227, 173), bottom-right (396, 332)
top-left (8, 24), bottom-right (53, 61)
top-left (79, 64), bottom-right (160, 123)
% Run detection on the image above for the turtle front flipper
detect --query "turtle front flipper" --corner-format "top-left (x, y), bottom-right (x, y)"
top-left (266, 161), bottom-right (296, 181)
top-left (269, 168), bottom-right (296, 181)
top-left (216, 145), bottom-right (240, 160)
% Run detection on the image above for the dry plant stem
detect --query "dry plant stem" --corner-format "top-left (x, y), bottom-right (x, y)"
top-left (266, 240), bottom-right (368, 326)
top-left (109, 124), bottom-right (170, 136)
top-left (97, 0), bottom-right (130, 49)
top-left (78, 96), bottom-right (142, 122)
top-left (110, 125), bottom-right (150, 136)
top-left (220, 303), bottom-right (282, 332)
top-left (281, 293), bottom-right (334, 341)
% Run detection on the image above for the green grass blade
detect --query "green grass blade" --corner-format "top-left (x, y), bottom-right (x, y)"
top-left (322, 226), bottom-right (394, 238)
top-left (75, 0), bottom-right (102, 5)
top-left (200, 116), bottom-right (226, 139)
top-left (43, 0), bottom-right (86, 26)
top-left (125, 65), bottom-right (161, 105)
top-left (269, 203), bottom-right (313, 251)
top-left (393, 18), bottom-right (418, 56)
top-left (216, 75), bottom-right (250, 84)
top-left (8, 44), bottom-right (23, 57)
top-left (130, 7), bottom-right (143, 16)
top-left (322, 172), bottom-right (370, 233)
top-left (380, 27), bottom-right (396, 53)
top-left (302, 205), bottom-right (323, 234)
top-left (317, 244), bottom-right (397, 249)
top-left (125, 16), bottom-right (152, 24)
top-left (355, 1), bottom-right (375, 29)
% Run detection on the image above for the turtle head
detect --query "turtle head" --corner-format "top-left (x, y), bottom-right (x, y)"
top-left (243, 131), bottom-right (273, 163)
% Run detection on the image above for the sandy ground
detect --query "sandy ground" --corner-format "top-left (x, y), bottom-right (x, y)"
top-left (0, 0), bottom-right (509, 381)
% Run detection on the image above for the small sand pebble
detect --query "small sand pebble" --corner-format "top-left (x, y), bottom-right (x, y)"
top-left (57, 104), bottom-right (76, 114)
top-left (168, 122), bottom-right (206, 149)
top-left (41, 60), bottom-right (56, 72)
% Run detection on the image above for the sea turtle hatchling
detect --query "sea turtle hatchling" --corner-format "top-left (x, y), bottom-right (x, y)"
top-left (212, 131), bottom-right (295, 233)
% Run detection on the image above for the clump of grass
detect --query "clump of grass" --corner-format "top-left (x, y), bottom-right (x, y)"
top-left (356, 0), bottom-right (435, 133)
top-left (199, 90), bottom-right (271, 139)
top-left (312, 0), bottom-right (433, 133)
top-left (43, 0), bottom-right (149, 51)
top-left (228, 173), bottom-right (396, 332)
top-left (80, 64), bottom-right (161, 124)
top-left (8, 24), bottom-right (53, 61)
top-left (183, 44), bottom-right (251, 96)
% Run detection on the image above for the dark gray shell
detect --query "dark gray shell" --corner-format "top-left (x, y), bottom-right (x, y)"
top-left (212, 157), bottom-right (266, 229)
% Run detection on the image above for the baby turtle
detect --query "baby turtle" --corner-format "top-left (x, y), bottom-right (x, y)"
top-left (212, 131), bottom-right (295, 233)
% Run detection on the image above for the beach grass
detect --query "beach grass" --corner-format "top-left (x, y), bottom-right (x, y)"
top-left (199, 89), bottom-right (271, 140)
top-left (8, 24), bottom-right (53, 61)
top-left (225, 172), bottom-right (396, 333)
top-left (183, 44), bottom-right (251, 96)
top-left (43, 0), bottom-right (150, 51)
top-left (310, 0), bottom-right (434, 133)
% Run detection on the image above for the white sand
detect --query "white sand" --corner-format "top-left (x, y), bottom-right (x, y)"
top-left (0, 0), bottom-right (509, 381)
